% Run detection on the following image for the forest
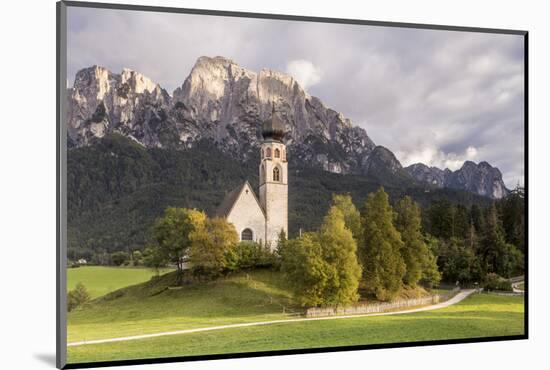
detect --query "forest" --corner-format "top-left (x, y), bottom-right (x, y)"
top-left (67, 134), bottom-right (525, 289)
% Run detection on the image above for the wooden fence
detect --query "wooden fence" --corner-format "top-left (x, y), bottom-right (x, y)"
top-left (305, 287), bottom-right (460, 318)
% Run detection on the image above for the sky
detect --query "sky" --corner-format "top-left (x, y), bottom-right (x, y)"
top-left (67, 7), bottom-right (525, 188)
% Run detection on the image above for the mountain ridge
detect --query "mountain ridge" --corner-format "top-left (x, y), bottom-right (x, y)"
top-left (404, 161), bottom-right (509, 199)
top-left (67, 56), bottom-right (508, 199)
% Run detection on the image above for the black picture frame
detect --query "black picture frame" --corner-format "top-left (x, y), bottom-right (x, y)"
top-left (56, 1), bottom-right (528, 368)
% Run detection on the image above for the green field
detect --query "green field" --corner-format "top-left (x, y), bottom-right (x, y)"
top-left (67, 266), bottom-right (174, 298)
top-left (67, 293), bottom-right (524, 363)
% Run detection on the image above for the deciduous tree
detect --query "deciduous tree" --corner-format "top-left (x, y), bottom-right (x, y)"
top-left (189, 217), bottom-right (239, 277)
top-left (152, 207), bottom-right (206, 271)
top-left (281, 206), bottom-right (361, 307)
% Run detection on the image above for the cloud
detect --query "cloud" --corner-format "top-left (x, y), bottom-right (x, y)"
top-left (397, 146), bottom-right (479, 171)
top-left (66, 7), bottom-right (525, 188)
top-left (285, 60), bottom-right (322, 90)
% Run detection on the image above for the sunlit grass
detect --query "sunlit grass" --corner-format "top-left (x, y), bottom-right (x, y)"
top-left (67, 292), bottom-right (524, 364)
top-left (68, 265), bottom-right (174, 298)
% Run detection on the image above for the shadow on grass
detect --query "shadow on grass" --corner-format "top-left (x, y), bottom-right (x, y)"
top-left (69, 269), bottom-right (301, 324)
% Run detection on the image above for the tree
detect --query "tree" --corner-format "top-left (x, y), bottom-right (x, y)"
top-left (359, 188), bottom-right (406, 301)
top-left (189, 217), bottom-right (239, 277)
top-left (152, 207), bottom-right (206, 271)
top-left (274, 229), bottom-right (288, 265)
top-left (317, 206), bottom-right (362, 306)
top-left (421, 235), bottom-right (442, 288)
top-left (331, 194), bottom-right (363, 242)
top-left (281, 206), bottom-right (361, 307)
top-left (395, 196), bottom-right (438, 287)
top-left (131, 250), bottom-right (143, 266)
top-left (111, 251), bottom-right (129, 266)
top-left (281, 232), bottom-right (329, 307)
top-left (67, 282), bottom-right (91, 312)
top-left (453, 205), bottom-right (471, 239)
top-left (470, 203), bottom-right (486, 233)
top-left (438, 237), bottom-right (484, 284)
top-left (142, 245), bottom-right (167, 274)
top-left (499, 186), bottom-right (525, 252)
top-left (480, 203), bottom-right (523, 277)
top-left (426, 200), bottom-right (454, 239)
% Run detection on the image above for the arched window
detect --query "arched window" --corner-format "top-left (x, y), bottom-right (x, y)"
top-left (266, 148), bottom-right (272, 157)
top-left (274, 148), bottom-right (280, 158)
top-left (273, 167), bottom-right (280, 182)
top-left (241, 228), bottom-right (253, 241)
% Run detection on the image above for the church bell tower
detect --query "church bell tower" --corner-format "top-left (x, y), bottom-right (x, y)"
top-left (259, 104), bottom-right (288, 249)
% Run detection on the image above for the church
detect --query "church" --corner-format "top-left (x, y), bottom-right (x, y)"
top-left (215, 107), bottom-right (288, 250)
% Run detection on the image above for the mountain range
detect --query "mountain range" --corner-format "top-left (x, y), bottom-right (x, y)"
top-left (67, 56), bottom-right (509, 199)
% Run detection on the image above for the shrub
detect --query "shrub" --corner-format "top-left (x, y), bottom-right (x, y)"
top-left (67, 282), bottom-right (91, 312)
top-left (111, 251), bottom-right (129, 266)
top-left (228, 241), bottom-right (276, 271)
top-left (483, 273), bottom-right (513, 291)
top-left (132, 250), bottom-right (143, 266)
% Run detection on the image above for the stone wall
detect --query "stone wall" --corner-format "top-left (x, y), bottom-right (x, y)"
top-left (305, 288), bottom-right (461, 318)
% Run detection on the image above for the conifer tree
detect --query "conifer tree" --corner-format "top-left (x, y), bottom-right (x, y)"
top-left (421, 235), bottom-right (442, 288)
top-left (480, 203), bottom-right (522, 277)
top-left (395, 196), bottom-right (435, 287)
top-left (331, 194), bottom-right (363, 242)
top-left (360, 188), bottom-right (406, 301)
top-left (500, 186), bottom-right (525, 252)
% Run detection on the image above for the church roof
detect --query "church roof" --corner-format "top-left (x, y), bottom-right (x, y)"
top-left (262, 104), bottom-right (286, 142)
top-left (215, 181), bottom-right (265, 218)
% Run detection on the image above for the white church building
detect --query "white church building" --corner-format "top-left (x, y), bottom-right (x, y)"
top-left (215, 107), bottom-right (288, 250)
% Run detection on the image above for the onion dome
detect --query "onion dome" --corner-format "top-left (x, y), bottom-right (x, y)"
top-left (262, 103), bottom-right (286, 142)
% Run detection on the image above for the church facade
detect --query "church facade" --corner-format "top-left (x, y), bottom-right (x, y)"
top-left (216, 108), bottom-right (288, 250)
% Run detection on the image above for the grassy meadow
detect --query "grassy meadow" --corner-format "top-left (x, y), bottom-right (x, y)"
top-left (68, 269), bottom-right (297, 343)
top-left (67, 266), bottom-right (174, 299)
top-left (67, 293), bottom-right (524, 363)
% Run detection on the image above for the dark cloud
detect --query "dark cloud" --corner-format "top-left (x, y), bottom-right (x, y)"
top-left (67, 7), bottom-right (525, 188)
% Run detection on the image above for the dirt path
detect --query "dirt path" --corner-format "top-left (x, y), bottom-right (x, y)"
top-left (68, 289), bottom-right (476, 347)
top-left (512, 281), bottom-right (525, 293)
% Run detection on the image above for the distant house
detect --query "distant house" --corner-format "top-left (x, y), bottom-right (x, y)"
top-left (77, 258), bottom-right (87, 265)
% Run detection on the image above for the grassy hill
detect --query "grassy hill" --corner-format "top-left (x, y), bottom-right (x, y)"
top-left (67, 134), bottom-right (490, 258)
top-left (67, 266), bottom-right (174, 299)
top-left (68, 269), bottom-right (299, 343)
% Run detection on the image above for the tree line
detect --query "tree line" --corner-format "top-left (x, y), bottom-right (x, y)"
top-left (81, 186), bottom-right (524, 309)
top-left (280, 187), bottom-right (524, 307)
top-left (280, 190), bottom-right (441, 306)
top-left (422, 186), bottom-right (524, 285)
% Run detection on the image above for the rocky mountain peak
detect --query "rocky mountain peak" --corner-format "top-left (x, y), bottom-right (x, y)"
top-left (67, 56), bottom-right (508, 199)
top-left (67, 66), bottom-right (170, 147)
top-left (120, 68), bottom-right (159, 95)
top-left (405, 160), bottom-right (509, 199)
